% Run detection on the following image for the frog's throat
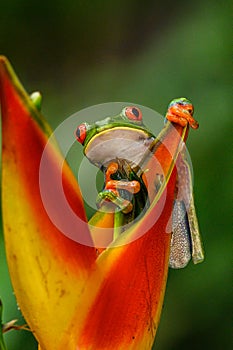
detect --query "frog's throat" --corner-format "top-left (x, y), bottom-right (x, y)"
top-left (84, 126), bottom-right (155, 170)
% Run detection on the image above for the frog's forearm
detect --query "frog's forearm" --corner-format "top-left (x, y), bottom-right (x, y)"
top-left (105, 179), bottom-right (140, 194)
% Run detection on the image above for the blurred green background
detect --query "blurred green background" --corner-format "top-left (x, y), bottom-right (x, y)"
top-left (0, 0), bottom-right (232, 349)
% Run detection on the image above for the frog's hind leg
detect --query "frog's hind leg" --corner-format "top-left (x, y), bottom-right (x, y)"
top-left (97, 162), bottom-right (141, 214)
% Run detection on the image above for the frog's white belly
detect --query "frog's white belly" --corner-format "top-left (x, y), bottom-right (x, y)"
top-left (85, 127), bottom-right (154, 168)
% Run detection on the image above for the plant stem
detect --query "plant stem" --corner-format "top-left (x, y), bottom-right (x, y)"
top-left (0, 300), bottom-right (7, 350)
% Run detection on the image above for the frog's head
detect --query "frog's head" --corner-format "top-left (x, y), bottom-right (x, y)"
top-left (75, 106), bottom-right (155, 168)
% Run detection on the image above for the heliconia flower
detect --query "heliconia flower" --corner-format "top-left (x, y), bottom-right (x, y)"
top-left (0, 56), bottom-right (200, 350)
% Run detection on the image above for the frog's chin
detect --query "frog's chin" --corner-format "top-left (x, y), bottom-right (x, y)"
top-left (84, 127), bottom-right (155, 169)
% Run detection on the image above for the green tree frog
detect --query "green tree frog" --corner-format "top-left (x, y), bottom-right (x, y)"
top-left (75, 98), bottom-right (204, 268)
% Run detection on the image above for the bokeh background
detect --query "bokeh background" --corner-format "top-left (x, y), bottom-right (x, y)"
top-left (0, 0), bottom-right (232, 349)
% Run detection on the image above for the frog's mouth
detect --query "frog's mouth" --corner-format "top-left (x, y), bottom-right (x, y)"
top-left (84, 126), bottom-right (155, 169)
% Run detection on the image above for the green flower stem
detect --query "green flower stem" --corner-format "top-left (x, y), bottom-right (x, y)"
top-left (0, 300), bottom-right (7, 350)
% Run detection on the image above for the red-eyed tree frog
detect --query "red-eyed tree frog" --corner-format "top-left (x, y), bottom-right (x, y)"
top-left (75, 98), bottom-right (204, 268)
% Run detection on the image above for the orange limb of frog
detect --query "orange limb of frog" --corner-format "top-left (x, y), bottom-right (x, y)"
top-left (105, 180), bottom-right (140, 194)
top-left (166, 104), bottom-right (199, 129)
top-left (101, 162), bottom-right (141, 212)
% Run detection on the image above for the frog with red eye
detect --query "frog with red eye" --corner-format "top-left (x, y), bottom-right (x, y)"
top-left (75, 105), bottom-right (155, 214)
top-left (75, 98), bottom-right (197, 214)
top-left (75, 105), bottom-right (151, 168)
top-left (75, 98), bottom-right (204, 268)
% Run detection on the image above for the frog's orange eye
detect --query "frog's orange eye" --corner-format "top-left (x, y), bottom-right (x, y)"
top-left (124, 106), bottom-right (142, 121)
top-left (75, 123), bottom-right (87, 144)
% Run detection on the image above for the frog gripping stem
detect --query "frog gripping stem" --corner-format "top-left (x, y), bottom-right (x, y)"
top-left (166, 97), bottom-right (199, 129)
top-left (96, 162), bottom-right (141, 214)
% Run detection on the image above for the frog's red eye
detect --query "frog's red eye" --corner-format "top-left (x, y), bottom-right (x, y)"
top-left (75, 123), bottom-right (87, 144)
top-left (123, 106), bottom-right (142, 121)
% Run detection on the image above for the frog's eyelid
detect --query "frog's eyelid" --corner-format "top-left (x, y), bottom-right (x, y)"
top-left (121, 107), bottom-right (127, 118)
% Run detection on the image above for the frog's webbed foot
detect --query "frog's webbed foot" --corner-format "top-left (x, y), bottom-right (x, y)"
top-left (97, 190), bottom-right (133, 214)
top-left (166, 98), bottom-right (199, 129)
top-left (97, 162), bottom-right (140, 214)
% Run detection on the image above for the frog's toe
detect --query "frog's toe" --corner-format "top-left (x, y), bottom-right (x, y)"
top-left (166, 98), bottom-right (199, 129)
top-left (96, 190), bottom-right (133, 213)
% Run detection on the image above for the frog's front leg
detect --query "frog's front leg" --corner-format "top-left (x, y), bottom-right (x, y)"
top-left (166, 98), bottom-right (199, 129)
top-left (97, 162), bottom-right (140, 214)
